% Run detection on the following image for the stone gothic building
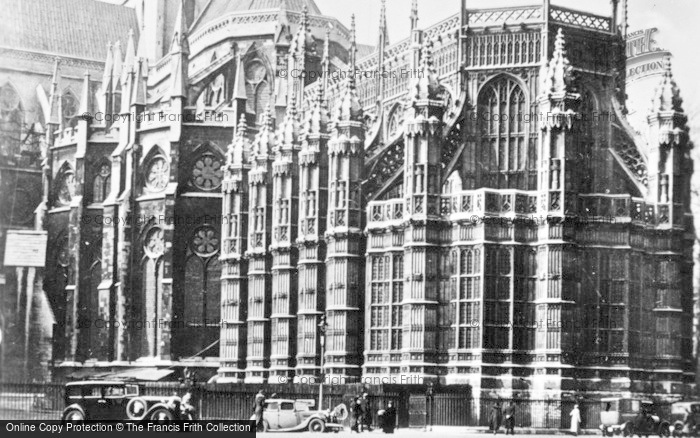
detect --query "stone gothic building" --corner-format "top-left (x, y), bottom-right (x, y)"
top-left (37, 0), bottom-right (693, 399)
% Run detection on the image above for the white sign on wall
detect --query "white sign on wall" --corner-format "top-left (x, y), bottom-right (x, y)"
top-left (4, 230), bottom-right (48, 267)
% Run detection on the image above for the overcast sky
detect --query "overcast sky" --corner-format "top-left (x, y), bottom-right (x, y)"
top-left (319, 0), bottom-right (699, 138)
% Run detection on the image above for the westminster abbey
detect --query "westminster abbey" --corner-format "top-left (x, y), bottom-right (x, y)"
top-left (5, 0), bottom-right (693, 399)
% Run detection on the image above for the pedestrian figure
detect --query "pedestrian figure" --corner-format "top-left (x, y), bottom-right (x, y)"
top-left (253, 390), bottom-right (266, 432)
top-left (504, 403), bottom-right (515, 435)
top-left (352, 396), bottom-right (363, 433)
top-left (570, 404), bottom-right (581, 436)
top-left (489, 403), bottom-right (503, 435)
top-left (361, 393), bottom-right (373, 432)
top-left (383, 401), bottom-right (397, 434)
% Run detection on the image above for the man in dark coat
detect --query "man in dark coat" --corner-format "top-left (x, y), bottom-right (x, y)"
top-left (253, 390), bottom-right (265, 431)
top-left (489, 403), bottom-right (503, 435)
top-left (361, 393), bottom-right (373, 431)
top-left (504, 403), bottom-right (515, 435)
top-left (383, 401), bottom-right (397, 434)
top-left (352, 396), bottom-right (363, 433)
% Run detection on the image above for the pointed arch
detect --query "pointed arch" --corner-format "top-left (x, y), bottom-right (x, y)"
top-left (0, 82), bottom-right (25, 156)
top-left (476, 74), bottom-right (531, 190)
top-left (91, 157), bottom-right (112, 204)
top-left (62, 88), bottom-right (80, 128)
top-left (141, 146), bottom-right (169, 195)
top-left (53, 162), bottom-right (76, 208)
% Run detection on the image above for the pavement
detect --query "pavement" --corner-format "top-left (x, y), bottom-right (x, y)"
top-left (258, 428), bottom-right (601, 438)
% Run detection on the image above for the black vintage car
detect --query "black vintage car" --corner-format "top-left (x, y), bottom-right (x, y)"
top-left (61, 381), bottom-right (196, 422)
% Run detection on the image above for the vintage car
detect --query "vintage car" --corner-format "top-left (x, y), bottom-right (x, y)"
top-left (600, 398), bottom-right (670, 437)
top-left (670, 402), bottom-right (700, 437)
top-left (61, 381), bottom-right (196, 422)
top-left (251, 399), bottom-right (346, 433)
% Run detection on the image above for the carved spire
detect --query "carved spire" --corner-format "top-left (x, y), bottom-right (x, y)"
top-left (48, 58), bottom-right (62, 126)
top-left (101, 42), bottom-right (114, 94)
top-left (112, 41), bottom-right (123, 93)
top-left (306, 85), bottom-right (329, 136)
top-left (651, 57), bottom-right (684, 114)
top-left (378, 0), bottom-right (389, 48)
top-left (335, 16), bottom-right (362, 123)
top-left (132, 58), bottom-right (148, 106)
top-left (229, 113), bottom-right (250, 168)
top-left (414, 40), bottom-right (440, 102)
top-left (294, 5), bottom-right (316, 56)
top-left (170, 0), bottom-right (190, 100)
top-left (277, 94), bottom-right (301, 149)
top-left (171, 0), bottom-right (190, 55)
top-left (542, 28), bottom-right (573, 96)
top-left (253, 105), bottom-right (276, 158)
top-left (349, 14), bottom-right (357, 74)
top-left (410, 0), bottom-right (419, 32)
top-left (78, 71), bottom-right (91, 116)
top-left (322, 27), bottom-right (331, 94)
top-left (123, 29), bottom-right (137, 80)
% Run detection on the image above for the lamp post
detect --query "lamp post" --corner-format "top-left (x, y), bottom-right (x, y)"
top-left (318, 314), bottom-right (328, 411)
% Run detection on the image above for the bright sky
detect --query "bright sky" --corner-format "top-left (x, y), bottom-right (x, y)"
top-left (317, 0), bottom-right (700, 141)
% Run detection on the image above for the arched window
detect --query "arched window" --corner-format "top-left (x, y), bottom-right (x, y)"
top-left (141, 227), bottom-right (165, 357)
top-left (180, 225), bottom-right (221, 358)
top-left (142, 149), bottom-right (169, 194)
top-left (54, 163), bottom-right (76, 208)
top-left (62, 91), bottom-right (79, 128)
top-left (0, 84), bottom-right (24, 156)
top-left (477, 76), bottom-right (528, 190)
top-left (245, 60), bottom-right (269, 120)
top-left (92, 161), bottom-right (112, 203)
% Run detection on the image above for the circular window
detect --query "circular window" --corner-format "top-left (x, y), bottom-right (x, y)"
top-left (145, 156), bottom-right (169, 193)
top-left (57, 171), bottom-right (76, 206)
top-left (191, 152), bottom-right (223, 191)
top-left (191, 226), bottom-right (220, 258)
top-left (144, 227), bottom-right (165, 258)
top-left (0, 86), bottom-right (21, 111)
top-left (245, 60), bottom-right (266, 84)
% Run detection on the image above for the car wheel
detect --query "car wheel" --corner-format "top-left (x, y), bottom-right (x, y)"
top-left (62, 409), bottom-right (84, 423)
top-left (127, 398), bottom-right (149, 420)
top-left (661, 426), bottom-right (671, 438)
top-left (309, 419), bottom-right (326, 433)
top-left (149, 407), bottom-right (175, 422)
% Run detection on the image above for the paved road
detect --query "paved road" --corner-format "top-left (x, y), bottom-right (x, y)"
top-left (258, 429), bottom-right (599, 438)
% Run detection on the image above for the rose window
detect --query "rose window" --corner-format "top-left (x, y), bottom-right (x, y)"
top-left (145, 156), bottom-right (169, 192)
top-left (191, 153), bottom-right (223, 190)
top-left (191, 226), bottom-right (220, 257)
top-left (144, 227), bottom-right (165, 258)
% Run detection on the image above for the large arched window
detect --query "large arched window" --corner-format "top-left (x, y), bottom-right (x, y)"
top-left (141, 226), bottom-right (165, 358)
top-left (54, 163), bottom-right (76, 208)
top-left (477, 76), bottom-right (528, 190)
top-left (180, 225), bottom-right (221, 358)
top-left (0, 84), bottom-right (24, 156)
top-left (245, 60), bottom-right (269, 120)
top-left (92, 160), bottom-right (112, 204)
top-left (62, 90), bottom-right (79, 128)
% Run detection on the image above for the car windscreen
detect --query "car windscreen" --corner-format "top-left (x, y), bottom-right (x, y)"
top-left (125, 385), bottom-right (139, 396)
top-left (105, 386), bottom-right (125, 397)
